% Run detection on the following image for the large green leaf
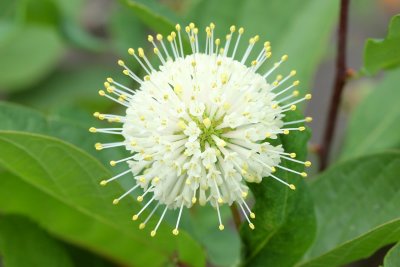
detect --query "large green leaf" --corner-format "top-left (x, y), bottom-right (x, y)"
top-left (340, 69), bottom-right (400, 160)
top-left (0, 131), bottom-right (205, 267)
top-left (364, 14), bottom-right (400, 74)
top-left (0, 215), bottom-right (74, 267)
top-left (300, 151), bottom-right (400, 267)
top-left (240, 111), bottom-right (316, 267)
top-left (383, 243), bottom-right (400, 267)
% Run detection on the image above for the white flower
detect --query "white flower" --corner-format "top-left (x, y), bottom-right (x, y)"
top-left (91, 22), bottom-right (312, 237)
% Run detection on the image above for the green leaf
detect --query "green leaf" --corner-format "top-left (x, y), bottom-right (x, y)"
top-left (300, 151), bottom-right (400, 267)
top-left (364, 14), bottom-right (400, 74)
top-left (383, 243), bottom-right (400, 267)
top-left (0, 25), bottom-right (64, 91)
top-left (0, 131), bottom-right (205, 267)
top-left (186, 0), bottom-right (339, 94)
top-left (241, 111), bottom-right (316, 267)
top-left (0, 215), bottom-right (74, 267)
top-left (340, 69), bottom-right (400, 160)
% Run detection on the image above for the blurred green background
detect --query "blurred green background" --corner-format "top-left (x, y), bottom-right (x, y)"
top-left (0, 0), bottom-right (399, 267)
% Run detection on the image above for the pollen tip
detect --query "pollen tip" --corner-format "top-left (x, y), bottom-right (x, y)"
top-left (192, 197), bottom-right (197, 204)
top-left (242, 191), bottom-right (248, 198)
top-left (293, 80), bottom-right (300, 86)
top-left (289, 184), bottom-right (296, 190)
top-left (290, 153), bottom-right (296, 158)
top-left (305, 161), bottom-right (312, 167)
top-left (249, 223), bottom-right (255, 230)
top-left (293, 90), bottom-right (300, 96)
top-left (150, 230), bottom-right (156, 237)
top-left (89, 127), bottom-right (96, 133)
top-left (95, 143), bottom-right (103, 150)
top-left (172, 229), bottom-right (179, 235)
top-left (301, 172), bottom-right (308, 178)
top-left (132, 214), bottom-right (139, 221)
top-left (305, 117), bottom-right (313, 122)
top-left (93, 112), bottom-right (100, 117)
top-left (271, 166), bottom-right (276, 173)
top-left (218, 197), bottom-right (224, 204)
top-left (305, 94), bottom-right (312, 100)
top-left (110, 160), bottom-right (116, 166)
top-left (238, 27), bottom-right (244, 34)
top-left (128, 48), bottom-right (134, 55)
top-left (117, 60), bottom-right (125, 66)
top-left (290, 105), bottom-right (297, 111)
top-left (156, 34), bottom-right (163, 41)
top-left (299, 126), bottom-right (306, 131)
top-left (137, 196), bottom-right (144, 202)
top-left (281, 55), bottom-right (288, 61)
top-left (219, 224), bottom-right (225, 231)
top-left (147, 35), bottom-right (154, 42)
top-left (123, 70), bottom-right (129, 75)
top-left (98, 90), bottom-right (105, 96)
top-left (106, 77), bottom-right (114, 83)
top-left (230, 25), bottom-right (236, 32)
top-left (265, 132), bottom-right (271, 138)
top-left (139, 223), bottom-right (146, 229)
top-left (283, 129), bottom-right (290, 135)
top-left (290, 70), bottom-right (297, 76)
top-left (250, 212), bottom-right (256, 219)
top-left (112, 199), bottom-right (119, 205)
top-left (100, 180), bottom-right (107, 186)
top-left (272, 104), bottom-right (278, 109)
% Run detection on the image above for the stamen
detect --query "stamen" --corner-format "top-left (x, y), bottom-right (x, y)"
top-left (232, 26), bottom-right (243, 59)
top-left (100, 169), bottom-right (131, 186)
top-left (109, 155), bottom-right (136, 166)
top-left (133, 196), bottom-right (156, 221)
top-left (172, 202), bottom-right (184, 235)
top-left (139, 203), bottom-right (160, 230)
top-left (263, 54), bottom-right (288, 79)
top-left (215, 200), bottom-right (224, 230)
top-left (269, 173), bottom-right (296, 190)
top-left (151, 206), bottom-right (168, 237)
top-left (156, 34), bottom-right (171, 60)
top-left (281, 94), bottom-right (312, 109)
top-left (98, 90), bottom-right (129, 108)
top-left (137, 184), bottom-right (155, 202)
top-left (238, 202), bottom-right (254, 229)
top-left (113, 184), bottom-right (140, 204)
top-left (283, 117), bottom-right (313, 125)
top-left (175, 24), bottom-right (184, 57)
top-left (276, 165), bottom-right (307, 177)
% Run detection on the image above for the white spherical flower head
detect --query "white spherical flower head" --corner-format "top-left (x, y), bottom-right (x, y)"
top-left (92, 22), bottom-right (312, 236)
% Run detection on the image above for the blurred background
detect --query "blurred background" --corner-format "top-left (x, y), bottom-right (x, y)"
top-left (0, 0), bottom-right (399, 266)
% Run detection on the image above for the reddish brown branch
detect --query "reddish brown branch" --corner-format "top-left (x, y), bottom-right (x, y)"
top-left (319, 0), bottom-right (350, 171)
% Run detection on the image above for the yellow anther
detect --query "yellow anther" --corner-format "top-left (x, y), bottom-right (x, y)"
top-left (281, 55), bottom-right (288, 61)
top-left (230, 25), bottom-right (236, 32)
top-left (210, 22), bottom-right (215, 29)
top-left (175, 24), bottom-right (181, 31)
top-left (132, 214), bottom-right (138, 221)
top-left (163, 94), bottom-right (169, 100)
top-left (266, 52), bottom-right (272, 58)
top-left (117, 60), bottom-right (124, 66)
top-left (218, 197), bottom-right (223, 204)
top-left (156, 34), bottom-right (163, 41)
top-left (242, 191), bottom-right (248, 198)
top-left (249, 223), bottom-right (255, 230)
top-left (150, 230), bottom-right (156, 237)
top-left (138, 48), bottom-right (144, 57)
top-left (139, 223), bottom-right (146, 229)
top-left (131, 140), bottom-right (137, 146)
top-left (185, 26), bottom-right (190, 33)
top-left (264, 41), bottom-right (270, 47)
top-left (289, 184), bottom-right (296, 190)
top-left (100, 180), bottom-right (107, 186)
top-left (221, 73), bottom-right (228, 84)
top-left (293, 80), bottom-right (300, 86)
top-left (172, 229), bottom-right (179, 235)
top-left (153, 47), bottom-right (159, 54)
top-left (290, 105), bottom-right (297, 111)
top-left (305, 161), bottom-right (312, 167)
top-left (305, 117), bottom-right (313, 122)
top-left (250, 212), bottom-right (256, 219)
top-left (305, 94), bottom-right (312, 100)
top-left (191, 60), bottom-right (196, 67)
top-left (290, 153), bottom-right (296, 158)
top-left (271, 166), bottom-right (276, 173)
top-left (219, 224), bottom-right (225, 231)
top-left (238, 27), bottom-right (244, 34)
top-left (98, 90), bottom-right (105, 96)
top-left (110, 161), bottom-right (116, 167)
top-left (217, 139), bottom-right (226, 147)
top-left (144, 155), bottom-right (153, 161)
top-left (107, 77), bottom-right (113, 83)
top-left (144, 75), bottom-right (150, 81)
top-left (189, 22), bottom-right (195, 29)
top-left (128, 48), bottom-right (134, 55)
top-left (273, 81), bottom-right (279, 87)
top-left (171, 32), bottom-right (176, 38)
top-left (104, 82), bottom-right (110, 88)
top-left (89, 127), bottom-right (96, 133)
top-left (98, 114), bottom-right (105, 120)
top-left (249, 38), bottom-right (255, 44)
top-left (290, 70), bottom-right (297, 76)
top-left (215, 38), bottom-right (220, 45)
top-left (206, 26), bottom-right (211, 33)
top-left (265, 46), bottom-right (272, 52)
top-left (147, 35), bottom-right (154, 42)
top-left (299, 126), bottom-right (306, 131)
top-left (139, 177), bottom-right (145, 183)
top-left (95, 143), bottom-right (103, 150)
top-left (293, 90), bottom-right (300, 96)
top-left (223, 102), bottom-right (231, 110)
top-left (167, 35), bottom-right (173, 42)
top-left (192, 197), bottom-right (197, 204)
top-left (93, 112), bottom-right (100, 117)
top-left (123, 70), bottom-right (129, 75)
top-left (254, 35), bottom-right (260, 42)
top-left (251, 60), bottom-right (258, 66)
top-left (178, 120), bottom-right (187, 130)
top-left (137, 196), bottom-right (143, 202)
top-left (301, 172), bottom-right (308, 178)
top-left (217, 60), bottom-right (222, 66)
top-left (112, 199), bottom-right (119, 205)
top-left (203, 117), bottom-right (211, 128)
top-left (153, 177), bottom-right (160, 184)
top-left (226, 34), bottom-right (231, 40)
top-left (219, 48), bottom-right (224, 54)
top-left (272, 104), bottom-right (278, 109)
top-left (265, 132), bottom-right (271, 138)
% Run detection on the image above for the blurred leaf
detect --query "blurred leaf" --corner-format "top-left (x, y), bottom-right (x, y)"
top-left (186, 0), bottom-right (339, 95)
top-left (241, 111), bottom-right (316, 267)
top-left (364, 14), bottom-right (400, 74)
top-left (383, 243), bottom-right (400, 267)
top-left (120, 0), bottom-right (180, 34)
top-left (0, 131), bottom-right (206, 267)
top-left (340, 69), bottom-right (400, 160)
top-left (0, 25), bottom-right (64, 91)
top-left (108, 2), bottom-right (146, 56)
top-left (300, 151), bottom-right (400, 267)
top-left (0, 215), bottom-right (74, 267)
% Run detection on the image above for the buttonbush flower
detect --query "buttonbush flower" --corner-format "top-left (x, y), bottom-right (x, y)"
top-left (91, 22), bottom-right (312, 237)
